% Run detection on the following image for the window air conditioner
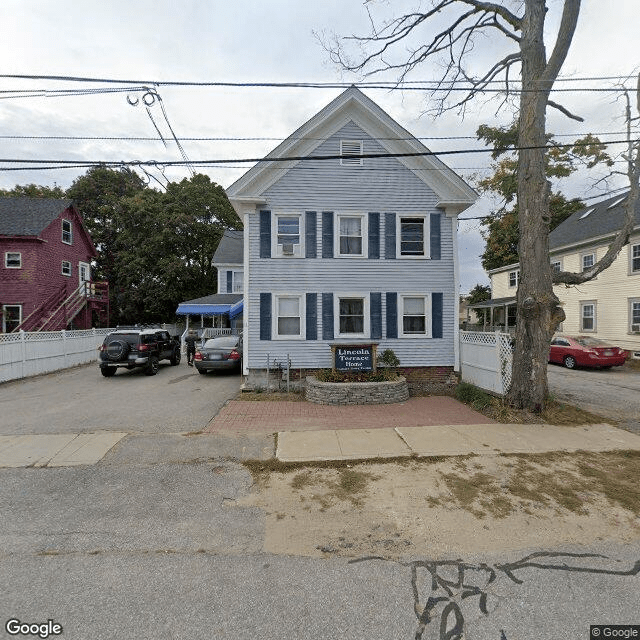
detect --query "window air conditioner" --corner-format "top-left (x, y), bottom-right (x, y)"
top-left (282, 243), bottom-right (294, 255)
top-left (631, 324), bottom-right (640, 333)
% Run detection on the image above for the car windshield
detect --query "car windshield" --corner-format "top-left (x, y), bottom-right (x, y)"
top-left (575, 337), bottom-right (607, 347)
top-left (203, 337), bottom-right (238, 349)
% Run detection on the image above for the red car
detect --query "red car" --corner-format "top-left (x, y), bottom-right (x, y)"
top-left (549, 336), bottom-right (627, 369)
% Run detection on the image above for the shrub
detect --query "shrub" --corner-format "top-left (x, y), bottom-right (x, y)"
top-left (455, 382), bottom-right (492, 410)
top-left (315, 369), bottom-right (397, 383)
top-left (377, 348), bottom-right (400, 368)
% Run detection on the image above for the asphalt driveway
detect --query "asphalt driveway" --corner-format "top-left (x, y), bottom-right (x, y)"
top-left (0, 362), bottom-right (242, 435)
top-left (548, 361), bottom-right (640, 434)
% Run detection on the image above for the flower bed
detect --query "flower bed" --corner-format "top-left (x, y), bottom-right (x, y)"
top-left (305, 375), bottom-right (409, 405)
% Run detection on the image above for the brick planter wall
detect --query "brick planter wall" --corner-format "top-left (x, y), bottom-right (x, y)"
top-left (305, 376), bottom-right (409, 405)
top-left (398, 366), bottom-right (458, 396)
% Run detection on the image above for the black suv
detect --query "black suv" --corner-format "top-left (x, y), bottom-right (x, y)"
top-left (99, 328), bottom-right (181, 377)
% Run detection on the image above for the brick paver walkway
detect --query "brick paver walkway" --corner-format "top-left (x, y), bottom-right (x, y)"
top-left (204, 396), bottom-right (494, 434)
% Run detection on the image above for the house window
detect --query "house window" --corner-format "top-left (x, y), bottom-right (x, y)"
top-left (232, 270), bottom-right (244, 293)
top-left (274, 214), bottom-right (302, 257)
top-left (275, 295), bottom-right (302, 338)
top-left (340, 140), bottom-right (363, 166)
top-left (508, 270), bottom-right (519, 288)
top-left (630, 299), bottom-right (640, 333)
top-left (631, 244), bottom-right (640, 274)
top-left (5, 252), bottom-right (21, 269)
top-left (581, 252), bottom-right (595, 272)
top-left (551, 260), bottom-right (562, 273)
top-left (2, 304), bottom-right (22, 333)
top-left (337, 215), bottom-right (365, 257)
top-left (62, 219), bottom-right (72, 244)
top-left (580, 301), bottom-right (596, 332)
top-left (61, 261), bottom-right (72, 277)
top-left (401, 295), bottom-right (430, 336)
top-left (398, 216), bottom-right (428, 257)
top-left (336, 296), bottom-right (367, 337)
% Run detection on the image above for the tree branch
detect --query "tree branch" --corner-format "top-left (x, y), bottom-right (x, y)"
top-left (543, 0), bottom-right (581, 85)
top-left (547, 99), bottom-right (584, 122)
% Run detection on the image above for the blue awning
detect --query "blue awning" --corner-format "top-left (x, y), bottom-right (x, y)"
top-left (229, 299), bottom-right (243, 319)
top-left (176, 304), bottom-right (234, 316)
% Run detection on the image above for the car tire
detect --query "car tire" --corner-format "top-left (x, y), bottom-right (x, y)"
top-left (170, 348), bottom-right (181, 366)
top-left (145, 356), bottom-right (159, 376)
top-left (563, 355), bottom-right (577, 369)
top-left (100, 367), bottom-right (116, 377)
top-left (106, 340), bottom-right (129, 361)
top-left (197, 369), bottom-right (207, 375)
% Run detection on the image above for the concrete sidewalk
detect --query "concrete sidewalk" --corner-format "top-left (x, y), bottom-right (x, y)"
top-left (0, 431), bottom-right (127, 468)
top-left (276, 422), bottom-right (640, 462)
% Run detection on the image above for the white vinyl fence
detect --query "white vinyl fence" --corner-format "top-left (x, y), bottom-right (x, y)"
top-left (460, 330), bottom-right (513, 395)
top-left (0, 328), bottom-right (114, 384)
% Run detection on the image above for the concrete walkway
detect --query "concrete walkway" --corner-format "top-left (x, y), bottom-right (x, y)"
top-left (0, 431), bottom-right (127, 468)
top-left (276, 422), bottom-right (640, 462)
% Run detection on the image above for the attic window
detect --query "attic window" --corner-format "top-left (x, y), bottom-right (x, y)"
top-left (607, 196), bottom-right (626, 210)
top-left (62, 219), bottom-right (72, 244)
top-left (579, 208), bottom-right (594, 220)
top-left (340, 140), bottom-right (363, 166)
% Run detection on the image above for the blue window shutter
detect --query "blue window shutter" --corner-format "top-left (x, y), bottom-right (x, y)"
top-left (259, 210), bottom-right (271, 258)
top-left (306, 293), bottom-right (317, 340)
top-left (305, 211), bottom-right (317, 258)
top-left (432, 292), bottom-right (443, 338)
top-left (226, 270), bottom-right (232, 293)
top-left (386, 292), bottom-right (397, 338)
top-left (430, 213), bottom-right (442, 260)
top-left (385, 213), bottom-right (396, 259)
top-left (370, 292), bottom-right (382, 339)
top-left (322, 293), bottom-right (334, 340)
top-left (322, 211), bottom-right (334, 258)
top-left (260, 293), bottom-right (272, 341)
top-left (368, 212), bottom-right (380, 259)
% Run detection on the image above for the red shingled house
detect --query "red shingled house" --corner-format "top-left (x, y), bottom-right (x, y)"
top-left (0, 197), bottom-right (108, 333)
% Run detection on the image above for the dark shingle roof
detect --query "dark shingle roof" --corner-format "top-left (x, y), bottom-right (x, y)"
top-left (549, 192), bottom-right (640, 250)
top-left (212, 229), bottom-right (243, 264)
top-left (0, 197), bottom-right (73, 236)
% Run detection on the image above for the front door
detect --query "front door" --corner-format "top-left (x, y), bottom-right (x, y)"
top-left (78, 262), bottom-right (91, 294)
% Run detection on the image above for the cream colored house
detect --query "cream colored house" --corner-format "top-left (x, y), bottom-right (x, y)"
top-left (485, 192), bottom-right (640, 357)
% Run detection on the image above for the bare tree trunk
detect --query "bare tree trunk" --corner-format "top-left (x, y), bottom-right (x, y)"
top-left (508, 0), bottom-right (572, 411)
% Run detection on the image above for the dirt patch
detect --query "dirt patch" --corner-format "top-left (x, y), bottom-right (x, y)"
top-left (237, 451), bottom-right (640, 559)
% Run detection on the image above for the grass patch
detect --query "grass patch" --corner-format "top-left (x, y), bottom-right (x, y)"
top-left (454, 382), bottom-right (492, 410)
top-left (236, 391), bottom-right (305, 402)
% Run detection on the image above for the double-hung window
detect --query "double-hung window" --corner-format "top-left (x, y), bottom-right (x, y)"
top-left (581, 252), bottom-right (595, 272)
top-left (580, 301), bottom-right (596, 332)
top-left (401, 295), bottom-right (430, 337)
top-left (5, 252), bottom-right (21, 268)
top-left (631, 244), bottom-right (640, 274)
top-left (337, 214), bottom-right (365, 257)
top-left (508, 270), bottom-right (519, 288)
top-left (61, 261), bottom-right (72, 277)
top-left (630, 299), bottom-right (640, 332)
top-left (336, 296), bottom-right (367, 338)
top-left (62, 219), bottom-right (72, 244)
top-left (2, 304), bottom-right (22, 333)
top-left (551, 260), bottom-right (562, 273)
top-left (232, 270), bottom-right (243, 293)
top-left (274, 214), bottom-right (302, 257)
top-left (398, 216), bottom-right (428, 257)
top-left (275, 295), bottom-right (302, 338)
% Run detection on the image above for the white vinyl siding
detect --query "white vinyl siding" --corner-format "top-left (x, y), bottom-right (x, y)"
top-left (5, 252), bottom-right (21, 268)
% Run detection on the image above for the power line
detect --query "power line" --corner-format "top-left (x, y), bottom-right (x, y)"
top-left (0, 138), bottom-right (634, 171)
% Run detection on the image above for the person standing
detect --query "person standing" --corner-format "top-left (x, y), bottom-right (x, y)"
top-left (185, 330), bottom-right (198, 366)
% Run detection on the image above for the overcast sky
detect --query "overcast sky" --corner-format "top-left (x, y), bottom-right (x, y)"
top-left (1, 1), bottom-right (638, 292)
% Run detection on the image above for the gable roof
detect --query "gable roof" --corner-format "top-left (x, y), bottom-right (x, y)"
top-left (549, 191), bottom-right (640, 251)
top-left (0, 197), bottom-right (74, 236)
top-left (226, 86), bottom-right (477, 215)
top-left (212, 229), bottom-right (243, 265)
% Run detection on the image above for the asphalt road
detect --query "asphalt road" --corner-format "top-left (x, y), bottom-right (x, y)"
top-left (0, 361), bottom-right (242, 435)
top-left (548, 362), bottom-right (640, 434)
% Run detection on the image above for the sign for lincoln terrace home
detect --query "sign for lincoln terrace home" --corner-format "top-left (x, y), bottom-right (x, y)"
top-left (333, 344), bottom-right (377, 372)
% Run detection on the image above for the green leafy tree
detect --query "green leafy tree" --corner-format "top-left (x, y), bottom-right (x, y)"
top-left (476, 124), bottom-right (610, 271)
top-left (0, 184), bottom-right (65, 198)
top-left (466, 284), bottom-right (491, 306)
